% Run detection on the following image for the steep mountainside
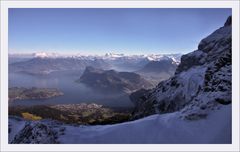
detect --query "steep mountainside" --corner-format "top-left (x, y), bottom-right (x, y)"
top-left (131, 16), bottom-right (232, 119)
top-left (78, 66), bottom-right (153, 93)
top-left (8, 16), bottom-right (232, 144)
top-left (9, 104), bottom-right (231, 143)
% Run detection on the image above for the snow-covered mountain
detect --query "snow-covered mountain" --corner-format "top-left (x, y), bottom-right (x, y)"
top-left (8, 16), bottom-right (232, 144)
top-left (9, 52), bottom-right (181, 62)
top-left (102, 53), bottom-right (181, 62)
top-left (104, 52), bottom-right (125, 58)
top-left (9, 53), bottom-right (181, 75)
top-left (131, 16), bottom-right (232, 119)
top-left (33, 52), bottom-right (61, 58)
top-left (9, 104), bottom-right (231, 144)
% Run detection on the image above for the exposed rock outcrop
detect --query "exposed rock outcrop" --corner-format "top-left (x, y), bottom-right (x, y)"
top-left (131, 16), bottom-right (232, 119)
top-left (11, 122), bottom-right (58, 144)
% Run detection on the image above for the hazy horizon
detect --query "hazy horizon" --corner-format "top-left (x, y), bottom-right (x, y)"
top-left (8, 51), bottom-right (183, 56)
top-left (9, 8), bottom-right (231, 55)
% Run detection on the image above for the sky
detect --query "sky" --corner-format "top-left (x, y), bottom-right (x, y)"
top-left (9, 8), bottom-right (231, 55)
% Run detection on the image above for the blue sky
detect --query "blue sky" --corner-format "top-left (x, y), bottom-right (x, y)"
top-left (9, 8), bottom-right (231, 55)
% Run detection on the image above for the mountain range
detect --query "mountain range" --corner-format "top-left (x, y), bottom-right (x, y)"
top-left (131, 16), bottom-right (232, 119)
top-left (8, 16), bottom-right (232, 144)
top-left (9, 53), bottom-right (181, 75)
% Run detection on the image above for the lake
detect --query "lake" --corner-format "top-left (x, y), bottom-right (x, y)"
top-left (8, 71), bottom-right (134, 108)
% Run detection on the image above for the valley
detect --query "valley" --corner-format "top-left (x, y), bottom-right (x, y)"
top-left (9, 103), bottom-right (132, 125)
top-left (7, 15), bottom-right (232, 144)
top-left (8, 53), bottom-right (180, 125)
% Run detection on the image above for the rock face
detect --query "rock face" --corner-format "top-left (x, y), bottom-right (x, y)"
top-left (131, 16), bottom-right (232, 119)
top-left (11, 121), bottom-right (58, 144)
top-left (78, 66), bottom-right (153, 93)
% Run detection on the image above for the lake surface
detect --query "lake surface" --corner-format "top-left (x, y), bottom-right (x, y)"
top-left (9, 71), bottom-right (134, 108)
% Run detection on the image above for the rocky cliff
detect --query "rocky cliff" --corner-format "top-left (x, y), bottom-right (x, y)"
top-left (131, 16), bottom-right (232, 119)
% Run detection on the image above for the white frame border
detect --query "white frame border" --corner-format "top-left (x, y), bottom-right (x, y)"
top-left (1, 1), bottom-right (239, 151)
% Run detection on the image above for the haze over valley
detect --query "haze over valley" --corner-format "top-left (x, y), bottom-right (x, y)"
top-left (7, 8), bottom-right (232, 144)
top-left (9, 52), bottom-right (180, 107)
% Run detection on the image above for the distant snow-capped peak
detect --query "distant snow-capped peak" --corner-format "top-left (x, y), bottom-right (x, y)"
top-left (34, 52), bottom-right (48, 58)
top-left (104, 53), bottom-right (125, 58)
top-left (146, 54), bottom-right (166, 61)
top-left (10, 52), bottom-right (182, 63)
top-left (146, 54), bottom-right (181, 64)
top-left (103, 53), bottom-right (181, 62)
top-left (33, 52), bottom-right (61, 58)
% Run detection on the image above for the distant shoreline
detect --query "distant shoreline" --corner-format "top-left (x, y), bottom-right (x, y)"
top-left (8, 87), bottom-right (64, 102)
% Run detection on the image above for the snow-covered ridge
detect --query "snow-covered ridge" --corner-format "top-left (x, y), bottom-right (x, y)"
top-left (9, 52), bottom-right (181, 75)
top-left (33, 52), bottom-right (60, 58)
top-left (131, 16), bottom-right (232, 119)
top-left (9, 52), bottom-right (182, 63)
top-left (8, 16), bottom-right (232, 144)
top-left (9, 104), bottom-right (231, 144)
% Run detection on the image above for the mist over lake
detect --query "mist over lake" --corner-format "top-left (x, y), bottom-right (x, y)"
top-left (8, 53), bottom-right (180, 108)
top-left (6, 8), bottom-right (232, 145)
top-left (9, 70), bottom-right (134, 108)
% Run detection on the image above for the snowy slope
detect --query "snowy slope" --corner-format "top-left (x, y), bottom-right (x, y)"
top-left (58, 105), bottom-right (231, 144)
top-left (8, 116), bottom-right (27, 142)
top-left (8, 16), bottom-right (232, 144)
top-left (9, 104), bottom-right (231, 144)
top-left (131, 16), bottom-right (232, 119)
